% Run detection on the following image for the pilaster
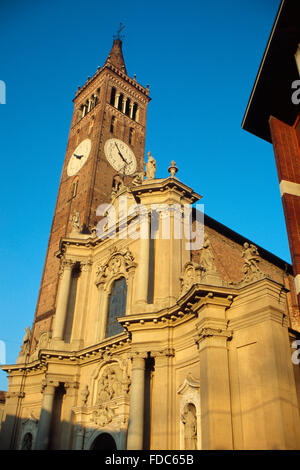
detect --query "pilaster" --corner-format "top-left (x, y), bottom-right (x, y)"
top-left (151, 348), bottom-right (175, 450)
top-left (127, 352), bottom-right (147, 450)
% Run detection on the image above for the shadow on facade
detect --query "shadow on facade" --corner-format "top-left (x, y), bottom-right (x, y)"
top-left (0, 411), bottom-right (129, 450)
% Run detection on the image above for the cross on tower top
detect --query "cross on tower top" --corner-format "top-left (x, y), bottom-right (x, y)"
top-left (113, 23), bottom-right (126, 40)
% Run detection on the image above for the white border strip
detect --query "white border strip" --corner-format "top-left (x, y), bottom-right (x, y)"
top-left (279, 180), bottom-right (300, 197)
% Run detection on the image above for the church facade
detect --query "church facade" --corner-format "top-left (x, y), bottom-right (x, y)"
top-left (1, 37), bottom-right (300, 451)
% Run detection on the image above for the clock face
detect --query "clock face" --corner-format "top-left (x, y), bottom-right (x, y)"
top-left (104, 138), bottom-right (137, 175)
top-left (67, 138), bottom-right (92, 177)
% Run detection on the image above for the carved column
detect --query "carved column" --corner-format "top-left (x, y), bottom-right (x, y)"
top-left (151, 349), bottom-right (175, 449)
top-left (53, 259), bottom-right (74, 340)
top-left (115, 92), bottom-right (120, 108)
top-left (127, 352), bottom-right (147, 450)
top-left (61, 382), bottom-right (79, 449)
top-left (195, 326), bottom-right (233, 450)
top-left (129, 102), bottom-right (134, 119)
top-left (122, 97), bottom-right (127, 113)
top-left (35, 380), bottom-right (57, 450)
top-left (135, 212), bottom-right (150, 306)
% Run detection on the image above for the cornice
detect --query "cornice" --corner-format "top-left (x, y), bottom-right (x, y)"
top-left (131, 177), bottom-right (202, 203)
top-left (74, 63), bottom-right (150, 102)
top-left (2, 333), bottom-right (132, 375)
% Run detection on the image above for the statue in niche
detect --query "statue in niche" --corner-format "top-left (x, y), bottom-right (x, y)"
top-left (145, 151), bottom-right (156, 179)
top-left (70, 210), bottom-right (81, 233)
top-left (200, 234), bottom-right (216, 272)
top-left (181, 403), bottom-right (197, 450)
top-left (20, 326), bottom-right (31, 356)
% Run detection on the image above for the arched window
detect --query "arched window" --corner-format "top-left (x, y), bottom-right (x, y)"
top-left (125, 98), bottom-right (131, 116)
top-left (110, 87), bottom-right (116, 106)
top-left (106, 277), bottom-right (127, 338)
top-left (118, 93), bottom-right (124, 112)
top-left (132, 102), bottom-right (138, 121)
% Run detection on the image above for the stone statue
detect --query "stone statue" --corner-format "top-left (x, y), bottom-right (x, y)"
top-left (200, 235), bottom-right (216, 272)
top-left (145, 151), bottom-right (156, 179)
top-left (111, 174), bottom-right (125, 199)
top-left (131, 171), bottom-right (144, 186)
top-left (181, 403), bottom-right (197, 450)
top-left (70, 210), bottom-right (80, 233)
top-left (241, 242), bottom-right (263, 283)
top-left (96, 365), bottom-right (123, 404)
top-left (242, 243), bottom-right (260, 272)
top-left (20, 326), bottom-right (31, 356)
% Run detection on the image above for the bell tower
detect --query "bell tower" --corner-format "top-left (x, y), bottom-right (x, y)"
top-left (31, 38), bottom-right (151, 348)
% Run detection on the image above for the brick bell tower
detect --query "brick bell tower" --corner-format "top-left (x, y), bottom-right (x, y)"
top-left (31, 38), bottom-right (151, 349)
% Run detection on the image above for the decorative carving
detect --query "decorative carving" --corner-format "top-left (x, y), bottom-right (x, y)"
top-left (168, 160), bottom-right (178, 178)
top-left (91, 405), bottom-right (114, 427)
top-left (131, 171), bottom-right (144, 186)
top-left (241, 242), bottom-right (264, 283)
top-left (200, 235), bottom-right (216, 273)
top-left (80, 385), bottom-right (89, 407)
top-left (19, 326), bottom-right (31, 357)
top-left (36, 331), bottom-right (51, 351)
top-left (70, 210), bottom-right (81, 233)
top-left (59, 258), bottom-right (75, 278)
top-left (195, 327), bottom-right (233, 345)
top-left (95, 249), bottom-right (136, 288)
top-left (151, 348), bottom-right (175, 359)
top-left (180, 262), bottom-right (203, 295)
top-left (80, 259), bottom-right (93, 272)
top-left (96, 364), bottom-right (127, 404)
top-left (111, 174), bottom-right (125, 199)
top-left (145, 151), bottom-right (156, 179)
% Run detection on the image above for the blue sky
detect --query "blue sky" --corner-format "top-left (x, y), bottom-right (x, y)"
top-left (0, 0), bottom-right (284, 390)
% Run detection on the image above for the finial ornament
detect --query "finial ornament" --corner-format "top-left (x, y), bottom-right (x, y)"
top-left (113, 22), bottom-right (126, 40)
top-left (145, 151), bottom-right (156, 179)
top-left (168, 160), bottom-right (178, 178)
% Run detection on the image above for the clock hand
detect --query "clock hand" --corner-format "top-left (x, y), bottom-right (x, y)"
top-left (74, 154), bottom-right (84, 159)
top-left (114, 142), bottom-right (128, 164)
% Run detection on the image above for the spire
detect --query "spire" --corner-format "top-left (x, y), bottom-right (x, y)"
top-left (105, 38), bottom-right (127, 74)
